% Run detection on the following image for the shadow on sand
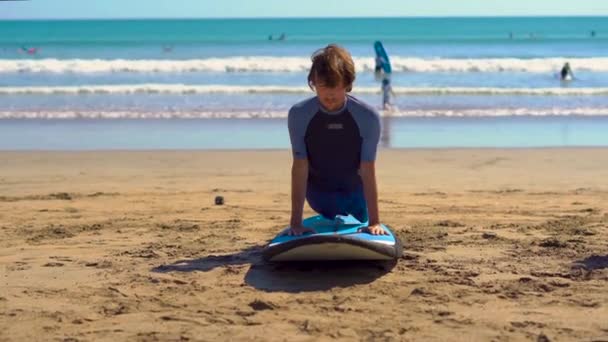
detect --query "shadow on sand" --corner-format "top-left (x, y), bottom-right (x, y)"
top-left (573, 254), bottom-right (608, 271)
top-left (152, 245), bottom-right (397, 293)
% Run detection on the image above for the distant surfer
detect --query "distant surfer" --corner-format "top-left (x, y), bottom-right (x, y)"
top-left (560, 62), bottom-right (573, 81)
top-left (287, 44), bottom-right (386, 236)
top-left (380, 78), bottom-right (394, 148)
top-left (590, 30), bottom-right (596, 38)
top-left (381, 78), bottom-right (396, 111)
top-left (19, 46), bottom-right (38, 55)
top-left (278, 33), bottom-right (286, 41)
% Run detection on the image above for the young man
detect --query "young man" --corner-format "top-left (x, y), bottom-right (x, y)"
top-left (287, 44), bottom-right (386, 236)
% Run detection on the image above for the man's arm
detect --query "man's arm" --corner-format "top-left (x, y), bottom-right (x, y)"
top-left (360, 161), bottom-right (380, 225)
top-left (288, 158), bottom-right (314, 235)
top-left (290, 158), bottom-right (308, 226)
top-left (355, 104), bottom-right (384, 235)
top-left (361, 161), bottom-right (387, 235)
top-left (287, 104), bottom-right (316, 235)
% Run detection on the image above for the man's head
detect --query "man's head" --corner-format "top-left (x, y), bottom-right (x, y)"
top-left (308, 44), bottom-right (355, 112)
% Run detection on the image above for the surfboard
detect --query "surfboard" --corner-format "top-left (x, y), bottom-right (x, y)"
top-left (263, 215), bottom-right (403, 262)
top-left (374, 41), bottom-right (392, 75)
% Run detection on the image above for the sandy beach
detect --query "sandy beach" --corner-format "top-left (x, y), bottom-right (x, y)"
top-left (1, 148), bottom-right (607, 341)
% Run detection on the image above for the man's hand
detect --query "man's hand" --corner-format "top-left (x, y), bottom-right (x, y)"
top-left (366, 223), bottom-right (388, 235)
top-left (286, 224), bottom-right (316, 236)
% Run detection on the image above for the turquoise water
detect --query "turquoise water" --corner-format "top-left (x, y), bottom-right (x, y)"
top-left (2, 17), bottom-right (607, 46)
top-left (1, 17), bottom-right (607, 148)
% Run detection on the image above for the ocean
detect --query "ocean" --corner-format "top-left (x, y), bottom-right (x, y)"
top-left (1, 17), bottom-right (607, 149)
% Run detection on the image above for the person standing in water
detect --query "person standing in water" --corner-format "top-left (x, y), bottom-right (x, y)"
top-left (380, 77), bottom-right (395, 148)
top-left (374, 54), bottom-right (386, 79)
top-left (561, 62), bottom-right (574, 81)
top-left (381, 78), bottom-right (396, 111)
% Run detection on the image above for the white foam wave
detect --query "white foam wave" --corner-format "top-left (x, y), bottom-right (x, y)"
top-left (2, 108), bottom-right (608, 119)
top-left (1, 84), bottom-right (608, 96)
top-left (388, 57), bottom-right (608, 73)
top-left (1, 57), bottom-right (608, 73)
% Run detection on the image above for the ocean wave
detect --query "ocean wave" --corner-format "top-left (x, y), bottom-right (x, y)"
top-left (1, 57), bottom-right (608, 73)
top-left (3, 108), bottom-right (608, 119)
top-left (2, 84), bottom-right (608, 96)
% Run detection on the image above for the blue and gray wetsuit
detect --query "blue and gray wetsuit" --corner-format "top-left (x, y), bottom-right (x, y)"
top-left (288, 95), bottom-right (381, 222)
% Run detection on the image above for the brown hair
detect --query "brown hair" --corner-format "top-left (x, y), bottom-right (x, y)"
top-left (307, 44), bottom-right (355, 92)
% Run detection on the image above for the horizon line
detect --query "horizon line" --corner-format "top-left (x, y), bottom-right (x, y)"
top-left (1, 14), bottom-right (608, 21)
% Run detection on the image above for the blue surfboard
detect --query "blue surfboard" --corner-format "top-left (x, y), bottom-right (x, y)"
top-left (263, 215), bottom-right (403, 262)
top-left (374, 41), bottom-right (392, 75)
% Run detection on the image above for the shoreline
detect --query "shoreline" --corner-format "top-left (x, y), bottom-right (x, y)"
top-left (2, 145), bottom-right (608, 152)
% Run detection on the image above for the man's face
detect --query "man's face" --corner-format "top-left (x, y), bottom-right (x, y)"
top-left (315, 82), bottom-right (347, 112)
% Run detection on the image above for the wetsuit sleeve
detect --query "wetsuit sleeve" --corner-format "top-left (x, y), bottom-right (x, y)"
top-left (349, 100), bottom-right (382, 162)
top-left (288, 107), bottom-right (308, 159)
top-left (360, 112), bottom-right (381, 162)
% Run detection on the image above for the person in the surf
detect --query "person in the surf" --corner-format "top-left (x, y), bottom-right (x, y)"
top-left (19, 46), bottom-right (38, 55)
top-left (374, 55), bottom-right (385, 75)
top-left (560, 62), bottom-right (574, 81)
top-left (287, 44), bottom-right (386, 236)
top-left (381, 78), bottom-right (396, 111)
